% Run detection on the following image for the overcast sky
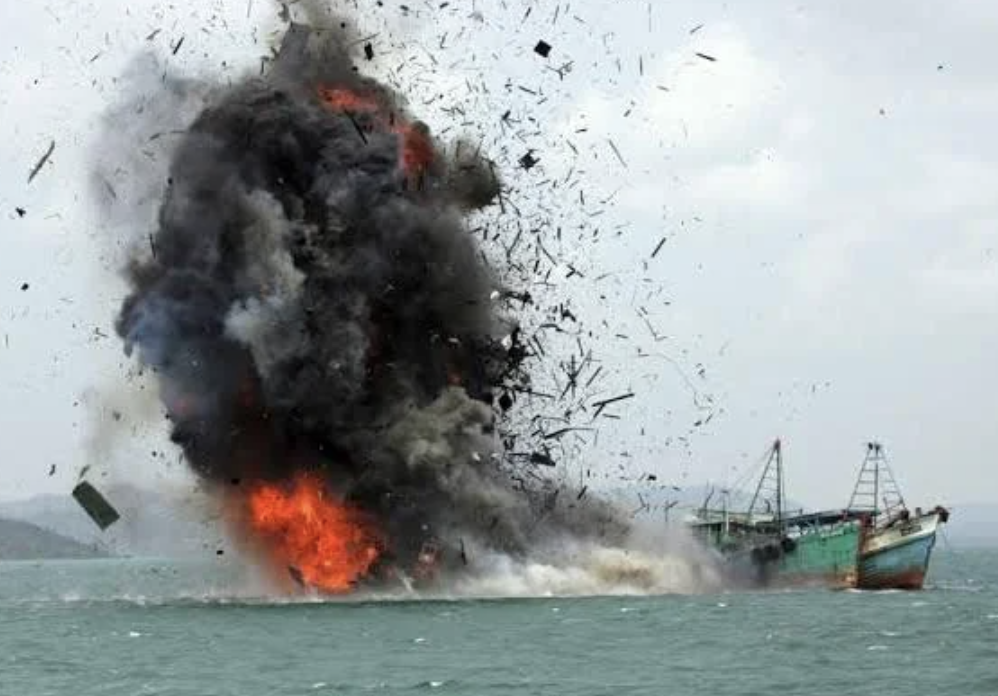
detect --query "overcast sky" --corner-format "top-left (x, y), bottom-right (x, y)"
top-left (1, 0), bottom-right (996, 510)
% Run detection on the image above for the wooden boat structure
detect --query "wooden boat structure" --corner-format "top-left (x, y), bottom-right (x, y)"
top-left (847, 442), bottom-right (950, 590)
top-left (688, 440), bottom-right (949, 591)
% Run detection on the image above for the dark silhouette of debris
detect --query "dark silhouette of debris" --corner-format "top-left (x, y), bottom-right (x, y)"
top-left (48, 464), bottom-right (56, 476)
top-left (651, 237), bottom-right (666, 258)
top-left (72, 482), bottom-right (120, 530)
top-left (690, 24), bottom-right (704, 34)
top-left (695, 52), bottom-right (716, 62)
top-left (364, 42), bottom-right (374, 60)
top-left (346, 113), bottom-right (368, 143)
top-left (20, 283), bottom-right (29, 291)
top-left (519, 151), bottom-right (539, 170)
top-left (607, 139), bottom-right (627, 167)
top-left (288, 565), bottom-right (305, 587)
top-left (28, 140), bottom-right (55, 183)
top-left (592, 392), bottom-right (635, 418)
top-left (15, 207), bottom-right (26, 217)
top-left (530, 451), bottom-right (557, 467)
top-left (534, 40), bottom-right (552, 58)
top-left (216, 549), bottom-right (225, 556)
top-left (498, 392), bottom-right (514, 412)
top-left (543, 427), bottom-right (592, 440)
top-left (172, 36), bottom-right (185, 55)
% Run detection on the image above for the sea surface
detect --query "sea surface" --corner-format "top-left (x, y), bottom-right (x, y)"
top-left (1, 549), bottom-right (996, 695)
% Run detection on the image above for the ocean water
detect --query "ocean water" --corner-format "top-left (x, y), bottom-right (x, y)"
top-left (1, 550), bottom-right (996, 695)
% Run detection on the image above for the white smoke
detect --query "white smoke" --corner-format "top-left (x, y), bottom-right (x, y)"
top-left (442, 526), bottom-right (725, 598)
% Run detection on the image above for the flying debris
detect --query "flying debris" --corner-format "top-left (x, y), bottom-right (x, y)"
top-left (71, 482), bottom-right (120, 530)
top-left (27, 140), bottom-right (55, 184)
top-left (534, 40), bottom-right (552, 58)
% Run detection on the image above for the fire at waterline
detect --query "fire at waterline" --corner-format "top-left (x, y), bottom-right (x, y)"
top-left (111, 21), bottom-right (634, 594)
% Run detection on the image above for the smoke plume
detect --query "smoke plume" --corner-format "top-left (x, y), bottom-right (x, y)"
top-left (109, 17), bottom-right (711, 595)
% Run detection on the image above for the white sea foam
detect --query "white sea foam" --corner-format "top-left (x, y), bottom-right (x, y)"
top-left (444, 534), bottom-right (723, 599)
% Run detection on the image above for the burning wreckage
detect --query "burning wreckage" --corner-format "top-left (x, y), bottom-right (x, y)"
top-left (113, 21), bottom-right (636, 594)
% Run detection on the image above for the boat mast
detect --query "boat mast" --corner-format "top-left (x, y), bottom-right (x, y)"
top-left (775, 440), bottom-right (785, 532)
top-left (848, 442), bottom-right (907, 519)
top-left (749, 438), bottom-right (785, 533)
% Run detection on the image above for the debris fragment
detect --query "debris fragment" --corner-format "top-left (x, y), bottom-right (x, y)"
top-left (346, 113), bottom-right (368, 144)
top-left (20, 283), bottom-right (29, 291)
top-left (534, 40), bottom-right (552, 58)
top-left (364, 42), bottom-right (374, 60)
top-left (695, 52), bottom-right (717, 62)
top-left (48, 464), bottom-right (56, 476)
top-left (519, 151), bottom-right (539, 170)
top-left (72, 481), bottom-right (120, 530)
top-left (651, 237), bottom-right (666, 259)
top-left (690, 24), bottom-right (704, 34)
top-left (15, 207), bottom-right (26, 217)
top-left (171, 36), bottom-right (185, 56)
top-left (591, 392), bottom-right (635, 418)
top-left (530, 451), bottom-right (557, 467)
top-left (27, 140), bottom-right (55, 184)
top-left (288, 565), bottom-right (305, 587)
top-left (607, 139), bottom-right (627, 168)
top-left (498, 392), bottom-right (514, 411)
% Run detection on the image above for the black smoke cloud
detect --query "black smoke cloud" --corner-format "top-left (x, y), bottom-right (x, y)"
top-left (114, 20), bottom-right (628, 582)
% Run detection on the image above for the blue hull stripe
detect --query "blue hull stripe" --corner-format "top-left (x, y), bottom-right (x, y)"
top-left (860, 533), bottom-right (936, 583)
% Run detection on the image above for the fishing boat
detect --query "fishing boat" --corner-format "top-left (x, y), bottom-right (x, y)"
top-left (689, 440), bottom-right (863, 589)
top-left (847, 442), bottom-right (950, 590)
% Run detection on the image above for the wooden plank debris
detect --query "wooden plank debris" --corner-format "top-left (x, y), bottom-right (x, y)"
top-left (71, 482), bottom-right (120, 530)
top-left (27, 141), bottom-right (55, 183)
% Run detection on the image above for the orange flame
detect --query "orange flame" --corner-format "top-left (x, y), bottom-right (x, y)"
top-left (317, 86), bottom-right (433, 177)
top-left (317, 87), bottom-right (380, 113)
top-left (246, 473), bottom-right (381, 593)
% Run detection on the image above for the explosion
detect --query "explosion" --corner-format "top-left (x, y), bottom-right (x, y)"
top-left (107, 15), bottom-right (715, 596)
top-left (245, 473), bottom-right (381, 593)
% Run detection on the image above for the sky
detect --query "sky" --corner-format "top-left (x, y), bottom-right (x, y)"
top-left (1, 0), bottom-right (996, 510)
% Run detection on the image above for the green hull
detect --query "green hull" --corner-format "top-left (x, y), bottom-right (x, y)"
top-left (775, 522), bottom-right (860, 588)
top-left (691, 517), bottom-right (861, 589)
